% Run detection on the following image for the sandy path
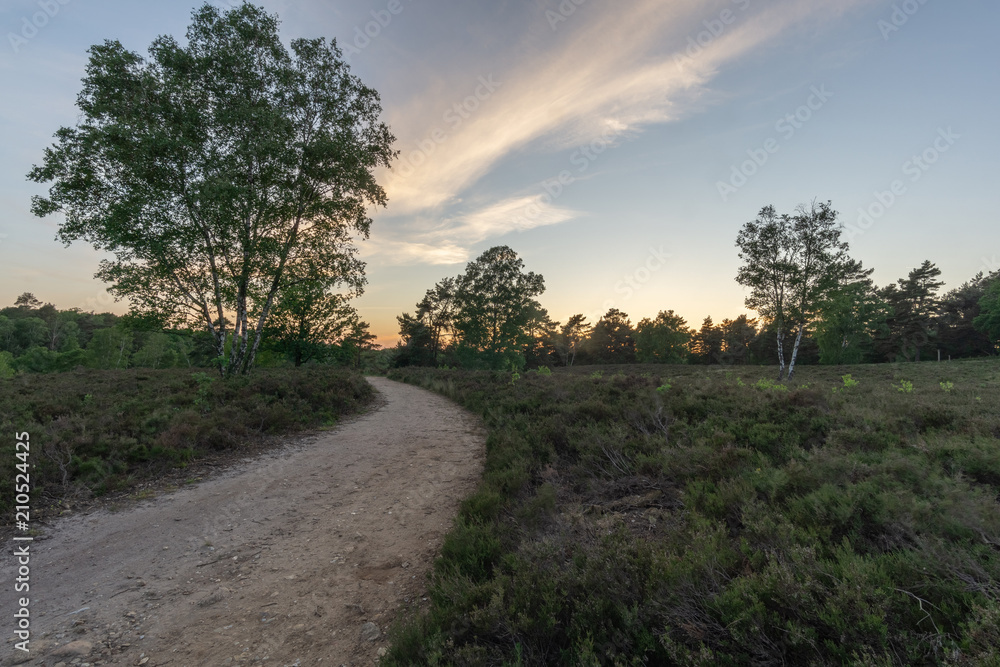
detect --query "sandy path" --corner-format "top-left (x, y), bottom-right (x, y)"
top-left (2, 377), bottom-right (485, 667)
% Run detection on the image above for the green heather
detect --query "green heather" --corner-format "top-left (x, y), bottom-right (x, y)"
top-left (385, 360), bottom-right (1000, 666)
top-left (0, 368), bottom-right (373, 510)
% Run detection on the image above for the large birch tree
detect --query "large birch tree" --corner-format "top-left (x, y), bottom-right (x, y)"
top-left (27, 3), bottom-right (395, 375)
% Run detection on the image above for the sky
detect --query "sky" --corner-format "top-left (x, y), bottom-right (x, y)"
top-left (1, 0), bottom-right (997, 346)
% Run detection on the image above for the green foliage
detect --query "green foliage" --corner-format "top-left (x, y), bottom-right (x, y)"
top-left (12, 346), bottom-right (60, 373)
top-left (588, 308), bottom-right (636, 364)
top-left (0, 368), bottom-right (374, 512)
top-left (86, 327), bottom-right (133, 370)
top-left (191, 372), bottom-right (215, 412)
top-left (937, 272), bottom-right (997, 358)
top-left (397, 247), bottom-right (545, 370)
top-left (0, 301), bottom-right (151, 375)
top-left (940, 381), bottom-right (954, 393)
top-left (815, 280), bottom-right (889, 365)
top-left (754, 377), bottom-right (788, 391)
top-left (690, 316), bottom-right (724, 364)
top-left (635, 310), bottom-right (692, 364)
top-left (265, 284), bottom-right (364, 367)
top-left (0, 351), bottom-right (14, 379)
top-left (385, 360), bottom-right (1000, 665)
top-left (0, 294), bottom-right (374, 375)
top-left (11, 317), bottom-right (50, 355)
top-left (396, 278), bottom-right (459, 368)
top-left (878, 261), bottom-right (945, 362)
top-left (557, 314), bottom-right (592, 367)
top-left (974, 277), bottom-right (1000, 349)
top-left (895, 380), bottom-right (914, 393)
top-left (132, 332), bottom-right (178, 369)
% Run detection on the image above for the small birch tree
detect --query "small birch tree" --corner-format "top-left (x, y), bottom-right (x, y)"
top-left (736, 201), bottom-right (868, 380)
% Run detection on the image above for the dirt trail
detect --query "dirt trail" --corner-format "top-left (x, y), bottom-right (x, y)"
top-left (2, 377), bottom-right (485, 666)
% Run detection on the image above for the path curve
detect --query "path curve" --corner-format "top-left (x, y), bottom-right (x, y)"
top-left (2, 377), bottom-right (485, 666)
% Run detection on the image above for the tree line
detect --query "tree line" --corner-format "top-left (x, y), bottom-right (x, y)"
top-left (0, 291), bottom-right (380, 377)
top-left (395, 204), bottom-right (1000, 372)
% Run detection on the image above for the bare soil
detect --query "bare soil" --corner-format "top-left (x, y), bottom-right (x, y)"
top-left (1, 377), bottom-right (485, 666)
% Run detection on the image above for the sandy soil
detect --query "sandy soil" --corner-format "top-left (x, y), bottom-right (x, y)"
top-left (1, 377), bottom-right (485, 666)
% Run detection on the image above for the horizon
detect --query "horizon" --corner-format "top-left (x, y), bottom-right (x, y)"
top-left (2, 0), bottom-right (997, 348)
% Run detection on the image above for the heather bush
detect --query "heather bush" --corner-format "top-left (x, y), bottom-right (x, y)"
top-left (0, 367), bottom-right (373, 509)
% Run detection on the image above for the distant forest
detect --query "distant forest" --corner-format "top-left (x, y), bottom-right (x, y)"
top-left (395, 242), bottom-right (1000, 372)
top-left (5, 253), bottom-right (996, 379)
top-left (0, 292), bottom-right (380, 377)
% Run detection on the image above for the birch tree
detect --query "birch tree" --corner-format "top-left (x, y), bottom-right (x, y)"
top-left (27, 3), bottom-right (395, 376)
top-left (736, 201), bottom-right (867, 380)
top-left (735, 206), bottom-right (796, 379)
top-left (558, 314), bottom-right (591, 366)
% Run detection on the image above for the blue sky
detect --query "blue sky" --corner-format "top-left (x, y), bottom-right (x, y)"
top-left (1, 0), bottom-right (997, 345)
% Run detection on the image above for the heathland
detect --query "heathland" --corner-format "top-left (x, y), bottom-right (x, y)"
top-left (384, 359), bottom-right (1000, 665)
top-left (0, 367), bottom-right (373, 514)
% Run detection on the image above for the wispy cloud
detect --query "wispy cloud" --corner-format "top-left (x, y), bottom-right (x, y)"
top-left (370, 0), bottom-right (881, 262)
top-left (363, 194), bottom-right (580, 265)
top-left (360, 239), bottom-right (468, 266)
top-left (445, 195), bottom-right (579, 243)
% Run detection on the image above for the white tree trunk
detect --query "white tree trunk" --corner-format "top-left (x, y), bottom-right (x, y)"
top-left (775, 327), bottom-right (786, 380)
top-left (787, 323), bottom-right (805, 381)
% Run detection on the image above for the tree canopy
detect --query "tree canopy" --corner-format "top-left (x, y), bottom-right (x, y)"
top-left (974, 276), bottom-right (1000, 351)
top-left (635, 310), bottom-right (692, 364)
top-left (453, 246), bottom-right (545, 368)
top-left (589, 308), bottom-right (636, 364)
